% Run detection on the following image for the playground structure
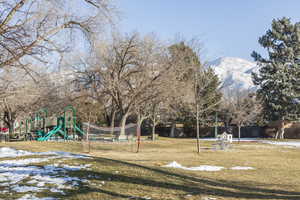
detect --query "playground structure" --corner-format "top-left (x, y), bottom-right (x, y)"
top-left (11, 105), bottom-right (85, 141)
top-left (213, 132), bottom-right (233, 150)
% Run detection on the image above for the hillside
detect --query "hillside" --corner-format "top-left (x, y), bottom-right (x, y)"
top-left (208, 57), bottom-right (258, 92)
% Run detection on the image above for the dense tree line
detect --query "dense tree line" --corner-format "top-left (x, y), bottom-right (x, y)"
top-left (5, 1), bottom-right (300, 141)
top-left (74, 35), bottom-right (222, 140)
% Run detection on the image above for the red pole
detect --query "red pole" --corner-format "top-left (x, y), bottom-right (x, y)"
top-left (136, 123), bottom-right (141, 153)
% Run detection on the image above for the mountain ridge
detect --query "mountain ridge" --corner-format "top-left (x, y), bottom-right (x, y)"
top-left (208, 57), bottom-right (258, 92)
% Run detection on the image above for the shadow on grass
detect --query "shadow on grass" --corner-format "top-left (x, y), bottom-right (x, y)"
top-left (63, 157), bottom-right (300, 200)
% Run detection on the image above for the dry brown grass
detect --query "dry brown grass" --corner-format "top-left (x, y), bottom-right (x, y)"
top-left (1, 138), bottom-right (300, 200)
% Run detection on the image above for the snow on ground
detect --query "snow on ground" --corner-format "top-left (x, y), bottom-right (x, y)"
top-left (0, 147), bottom-right (34, 158)
top-left (18, 194), bottom-right (56, 200)
top-left (202, 138), bottom-right (300, 149)
top-left (0, 147), bottom-right (90, 159)
top-left (0, 147), bottom-right (92, 199)
top-left (164, 161), bottom-right (224, 171)
top-left (201, 138), bottom-right (260, 142)
top-left (230, 166), bottom-right (255, 170)
top-left (261, 141), bottom-right (300, 148)
top-left (164, 161), bottom-right (254, 171)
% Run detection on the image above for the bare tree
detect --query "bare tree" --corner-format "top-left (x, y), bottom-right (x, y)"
top-left (76, 33), bottom-right (170, 140)
top-left (0, 0), bottom-right (115, 73)
top-left (148, 100), bottom-right (163, 141)
top-left (223, 90), bottom-right (262, 142)
top-left (0, 0), bottom-right (116, 138)
top-left (0, 67), bottom-right (66, 134)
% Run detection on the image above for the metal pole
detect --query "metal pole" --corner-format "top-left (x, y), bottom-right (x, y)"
top-left (63, 110), bottom-right (66, 140)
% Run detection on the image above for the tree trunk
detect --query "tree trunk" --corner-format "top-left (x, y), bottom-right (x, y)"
top-left (104, 112), bottom-right (111, 127)
top-left (238, 125), bottom-right (241, 143)
top-left (110, 110), bottom-right (116, 135)
top-left (4, 111), bottom-right (15, 137)
top-left (275, 129), bottom-right (279, 139)
top-left (280, 127), bottom-right (285, 139)
top-left (136, 121), bottom-right (142, 153)
top-left (8, 120), bottom-right (14, 135)
top-left (119, 113), bottom-right (129, 140)
top-left (196, 104), bottom-right (200, 153)
top-left (214, 111), bottom-right (218, 138)
top-left (152, 120), bottom-right (156, 141)
top-left (170, 122), bottom-right (175, 137)
top-left (136, 116), bottom-right (146, 153)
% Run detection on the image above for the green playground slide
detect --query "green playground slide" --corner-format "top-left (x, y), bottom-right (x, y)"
top-left (36, 130), bottom-right (45, 137)
top-left (75, 125), bottom-right (85, 136)
top-left (36, 124), bottom-right (84, 141)
top-left (37, 125), bottom-right (66, 141)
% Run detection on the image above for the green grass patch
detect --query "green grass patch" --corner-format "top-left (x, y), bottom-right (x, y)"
top-left (0, 138), bottom-right (299, 199)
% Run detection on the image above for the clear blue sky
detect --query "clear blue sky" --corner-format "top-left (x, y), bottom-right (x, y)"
top-left (116, 0), bottom-right (300, 61)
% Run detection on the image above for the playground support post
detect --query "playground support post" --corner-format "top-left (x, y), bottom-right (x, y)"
top-left (35, 108), bottom-right (48, 134)
top-left (25, 118), bottom-right (31, 140)
top-left (64, 105), bottom-right (77, 141)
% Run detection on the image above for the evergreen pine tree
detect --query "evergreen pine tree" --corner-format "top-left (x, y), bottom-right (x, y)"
top-left (252, 17), bottom-right (300, 121)
top-left (168, 42), bottom-right (222, 121)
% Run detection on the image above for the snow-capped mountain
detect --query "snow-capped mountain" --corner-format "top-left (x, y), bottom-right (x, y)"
top-left (208, 57), bottom-right (259, 92)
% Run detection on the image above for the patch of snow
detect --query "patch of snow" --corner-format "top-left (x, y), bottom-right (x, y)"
top-left (45, 151), bottom-right (90, 159)
top-left (60, 164), bottom-right (91, 171)
top-left (0, 157), bottom-right (59, 167)
top-left (164, 161), bottom-right (224, 171)
top-left (50, 188), bottom-right (65, 194)
top-left (0, 162), bottom-right (90, 191)
top-left (230, 166), bottom-right (255, 170)
top-left (262, 141), bottom-right (300, 148)
top-left (0, 147), bottom-right (90, 159)
top-left (0, 147), bottom-right (92, 197)
top-left (12, 185), bottom-right (45, 193)
top-left (164, 162), bottom-right (255, 171)
top-left (201, 138), bottom-right (260, 142)
top-left (202, 197), bottom-right (217, 200)
top-left (17, 194), bottom-right (56, 200)
top-left (0, 147), bottom-right (34, 158)
top-left (164, 161), bottom-right (183, 168)
top-left (188, 165), bottom-right (224, 171)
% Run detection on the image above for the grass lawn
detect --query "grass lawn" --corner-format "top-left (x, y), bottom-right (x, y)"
top-left (0, 138), bottom-right (300, 200)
